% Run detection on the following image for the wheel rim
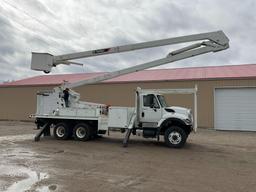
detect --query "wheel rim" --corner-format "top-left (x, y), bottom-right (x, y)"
top-left (56, 126), bottom-right (65, 137)
top-left (168, 131), bottom-right (182, 145)
top-left (76, 127), bottom-right (86, 139)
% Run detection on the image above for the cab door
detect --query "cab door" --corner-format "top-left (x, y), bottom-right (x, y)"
top-left (141, 94), bottom-right (162, 123)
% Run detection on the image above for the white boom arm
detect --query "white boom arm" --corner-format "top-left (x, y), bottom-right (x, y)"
top-left (31, 30), bottom-right (229, 88)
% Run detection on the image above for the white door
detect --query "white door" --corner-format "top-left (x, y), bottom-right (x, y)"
top-left (214, 88), bottom-right (256, 131)
top-left (141, 94), bottom-right (162, 123)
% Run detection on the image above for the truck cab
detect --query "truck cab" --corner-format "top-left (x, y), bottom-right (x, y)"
top-left (134, 90), bottom-right (194, 148)
top-left (140, 93), bottom-right (193, 127)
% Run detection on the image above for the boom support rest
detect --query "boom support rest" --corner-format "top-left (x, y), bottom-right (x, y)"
top-left (34, 122), bottom-right (51, 142)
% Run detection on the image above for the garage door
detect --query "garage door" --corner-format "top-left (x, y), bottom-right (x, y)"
top-left (214, 88), bottom-right (256, 131)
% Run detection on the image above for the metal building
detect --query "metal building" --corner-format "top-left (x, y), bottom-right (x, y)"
top-left (1, 64), bottom-right (256, 131)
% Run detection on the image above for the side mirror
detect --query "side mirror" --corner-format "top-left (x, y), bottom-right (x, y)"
top-left (150, 104), bottom-right (158, 111)
top-left (150, 104), bottom-right (155, 108)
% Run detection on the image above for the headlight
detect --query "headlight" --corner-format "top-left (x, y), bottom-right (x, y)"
top-left (188, 109), bottom-right (192, 119)
top-left (185, 118), bottom-right (192, 124)
top-left (188, 109), bottom-right (193, 122)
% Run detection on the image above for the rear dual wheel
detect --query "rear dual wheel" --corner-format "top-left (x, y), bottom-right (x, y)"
top-left (53, 122), bottom-right (93, 141)
top-left (73, 123), bottom-right (91, 141)
top-left (53, 122), bottom-right (70, 140)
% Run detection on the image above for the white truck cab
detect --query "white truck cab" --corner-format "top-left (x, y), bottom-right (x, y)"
top-left (139, 93), bottom-right (192, 127)
top-left (137, 89), bottom-right (194, 147)
top-left (106, 87), bottom-right (196, 148)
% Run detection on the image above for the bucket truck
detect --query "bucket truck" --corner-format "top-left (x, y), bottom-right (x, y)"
top-left (30, 30), bottom-right (229, 148)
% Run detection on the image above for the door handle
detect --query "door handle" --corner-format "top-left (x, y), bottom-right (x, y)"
top-left (142, 112), bottom-right (145, 117)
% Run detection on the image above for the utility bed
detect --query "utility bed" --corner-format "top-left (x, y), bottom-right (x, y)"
top-left (108, 107), bottom-right (135, 128)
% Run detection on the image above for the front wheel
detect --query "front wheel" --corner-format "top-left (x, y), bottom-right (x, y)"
top-left (164, 126), bottom-right (187, 148)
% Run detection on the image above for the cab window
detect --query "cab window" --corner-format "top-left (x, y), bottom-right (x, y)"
top-left (143, 94), bottom-right (160, 108)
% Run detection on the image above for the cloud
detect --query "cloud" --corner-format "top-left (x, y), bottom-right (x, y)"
top-left (0, 0), bottom-right (256, 82)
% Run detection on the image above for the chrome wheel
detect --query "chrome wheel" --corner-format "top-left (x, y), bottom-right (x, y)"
top-left (168, 131), bottom-right (182, 145)
top-left (56, 126), bottom-right (65, 138)
top-left (53, 122), bottom-right (70, 140)
top-left (76, 127), bottom-right (86, 139)
top-left (73, 123), bottom-right (91, 141)
top-left (164, 126), bottom-right (187, 148)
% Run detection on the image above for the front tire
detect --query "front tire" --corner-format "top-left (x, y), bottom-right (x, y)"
top-left (73, 123), bottom-right (91, 141)
top-left (53, 122), bottom-right (70, 140)
top-left (164, 126), bottom-right (187, 148)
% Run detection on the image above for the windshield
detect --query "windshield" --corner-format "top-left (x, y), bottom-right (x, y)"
top-left (157, 95), bottom-right (168, 107)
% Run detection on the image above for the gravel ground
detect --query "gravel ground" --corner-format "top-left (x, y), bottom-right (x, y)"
top-left (0, 121), bottom-right (255, 192)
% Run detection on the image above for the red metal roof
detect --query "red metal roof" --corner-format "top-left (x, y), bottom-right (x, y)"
top-left (1, 64), bottom-right (256, 87)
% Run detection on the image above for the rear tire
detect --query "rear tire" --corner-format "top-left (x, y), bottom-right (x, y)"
top-left (164, 126), bottom-right (187, 148)
top-left (53, 122), bottom-right (70, 140)
top-left (73, 123), bottom-right (91, 141)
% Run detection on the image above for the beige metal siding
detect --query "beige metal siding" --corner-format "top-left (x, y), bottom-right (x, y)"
top-left (1, 79), bottom-right (256, 128)
top-left (73, 79), bottom-right (256, 128)
top-left (0, 86), bottom-right (54, 121)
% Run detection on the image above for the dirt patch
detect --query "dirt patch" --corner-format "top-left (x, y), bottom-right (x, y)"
top-left (0, 121), bottom-right (256, 192)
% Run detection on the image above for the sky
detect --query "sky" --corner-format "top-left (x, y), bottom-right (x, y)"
top-left (0, 0), bottom-right (256, 82)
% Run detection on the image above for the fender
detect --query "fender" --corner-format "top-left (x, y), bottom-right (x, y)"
top-left (158, 117), bottom-right (187, 129)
